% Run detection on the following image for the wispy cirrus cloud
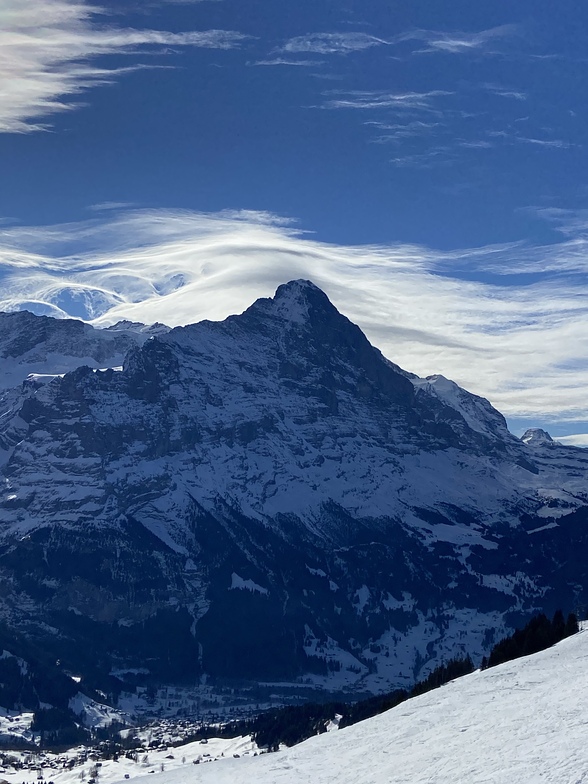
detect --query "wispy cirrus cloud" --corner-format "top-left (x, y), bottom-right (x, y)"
top-left (396, 24), bottom-right (517, 55)
top-left (488, 130), bottom-right (571, 149)
top-left (1, 207), bottom-right (588, 429)
top-left (389, 148), bottom-right (455, 168)
top-left (282, 32), bottom-right (388, 55)
top-left (322, 90), bottom-right (450, 111)
top-left (483, 84), bottom-right (527, 101)
top-left (87, 201), bottom-right (138, 212)
top-left (251, 58), bottom-right (324, 67)
top-left (0, 0), bottom-right (246, 133)
top-left (517, 137), bottom-right (571, 148)
top-left (317, 76), bottom-right (571, 168)
top-left (531, 208), bottom-right (588, 238)
top-left (366, 120), bottom-right (442, 144)
top-left (459, 140), bottom-right (494, 149)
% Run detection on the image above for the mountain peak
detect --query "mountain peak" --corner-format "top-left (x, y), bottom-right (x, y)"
top-left (270, 279), bottom-right (331, 324)
top-left (521, 428), bottom-right (554, 446)
top-left (274, 278), bottom-right (323, 298)
top-left (240, 279), bottom-right (338, 330)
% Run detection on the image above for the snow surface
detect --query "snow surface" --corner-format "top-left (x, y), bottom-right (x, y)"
top-left (0, 708), bottom-right (34, 746)
top-left (68, 692), bottom-right (127, 728)
top-left (114, 629), bottom-right (588, 784)
top-left (0, 734), bottom-right (257, 784)
top-left (412, 373), bottom-right (509, 439)
top-left (230, 573), bottom-right (269, 595)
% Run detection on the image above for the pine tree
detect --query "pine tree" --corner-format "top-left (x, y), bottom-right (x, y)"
top-left (552, 609), bottom-right (565, 642)
top-left (565, 612), bottom-right (579, 637)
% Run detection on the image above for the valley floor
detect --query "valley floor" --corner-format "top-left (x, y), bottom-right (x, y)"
top-left (1, 626), bottom-right (587, 784)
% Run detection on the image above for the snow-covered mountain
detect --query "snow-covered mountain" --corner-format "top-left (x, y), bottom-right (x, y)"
top-left (0, 280), bottom-right (586, 698)
top-left (0, 310), bottom-right (168, 390)
top-left (121, 628), bottom-right (588, 784)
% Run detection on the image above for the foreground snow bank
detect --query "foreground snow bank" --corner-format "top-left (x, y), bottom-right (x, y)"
top-left (120, 628), bottom-right (588, 784)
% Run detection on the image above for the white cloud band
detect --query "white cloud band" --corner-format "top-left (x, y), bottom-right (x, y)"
top-left (0, 208), bottom-right (587, 427)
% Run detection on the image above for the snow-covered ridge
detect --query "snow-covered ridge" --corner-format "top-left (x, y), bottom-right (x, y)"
top-left (0, 310), bottom-right (167, 390)
top-left (412, 373), bottom-right (510, 439)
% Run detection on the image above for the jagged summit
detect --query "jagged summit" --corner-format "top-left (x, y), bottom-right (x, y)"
top-left (271, 279), bottom-right (330, 323)
top-left (105, 319), bottom-right (170, 335)
top-left (241, 278), bottom-right (339, 327)
top-left (521, 428), bottom-right (554, 446)
top-left (274, 277), bottom-right (325, 300)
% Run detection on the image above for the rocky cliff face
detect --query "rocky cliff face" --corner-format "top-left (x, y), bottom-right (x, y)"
top-left (0, 280), bottom-right (586, 699)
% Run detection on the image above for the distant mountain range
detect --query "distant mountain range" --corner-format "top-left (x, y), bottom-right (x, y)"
top-left (0, 280), bottom-right (586, 702)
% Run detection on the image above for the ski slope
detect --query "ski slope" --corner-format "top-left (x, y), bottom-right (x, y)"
top-left (120, 628), bottom-right (588, 784)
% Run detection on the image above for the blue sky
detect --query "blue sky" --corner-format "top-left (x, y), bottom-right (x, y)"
top-left (1, 0), bottom-right (588, 441)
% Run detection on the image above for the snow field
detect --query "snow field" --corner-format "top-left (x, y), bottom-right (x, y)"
top-left (0, 735), bottom-right (256, 784)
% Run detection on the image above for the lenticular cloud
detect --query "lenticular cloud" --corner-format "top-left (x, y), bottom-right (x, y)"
top-left (1, 207), bottom-right (588, 427)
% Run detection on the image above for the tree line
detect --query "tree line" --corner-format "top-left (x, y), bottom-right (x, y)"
top-left (481, 610), bottom-right (578, 669)
top-left (223, 655), bottom-right (475, 750)
top-left (222, 609), bottom-right (579, 750)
